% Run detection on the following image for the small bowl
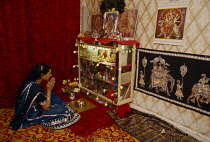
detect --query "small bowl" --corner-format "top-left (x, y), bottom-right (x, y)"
top-left (75, 101), bottom-right (86, 107)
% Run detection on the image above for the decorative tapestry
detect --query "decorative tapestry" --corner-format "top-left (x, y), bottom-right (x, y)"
top-left (135, 48), bottom-right (210, 116)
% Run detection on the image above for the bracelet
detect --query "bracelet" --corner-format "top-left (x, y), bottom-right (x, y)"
top-left (47, 98), bottom-right (50, 100)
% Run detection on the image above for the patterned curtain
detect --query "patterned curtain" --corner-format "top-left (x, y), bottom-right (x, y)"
top-left (0, 0), bottom-right (80, 108)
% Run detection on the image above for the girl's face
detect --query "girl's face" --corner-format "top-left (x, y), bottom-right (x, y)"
top-left (42, 69), bottom-right (52, 81)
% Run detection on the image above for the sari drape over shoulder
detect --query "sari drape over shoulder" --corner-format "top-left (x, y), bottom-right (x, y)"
top-left (10, 81), bottom-right (80, 130)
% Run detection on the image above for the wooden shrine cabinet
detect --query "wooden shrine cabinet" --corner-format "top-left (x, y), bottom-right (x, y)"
top-left (75, 37), bottom-right (139, 106)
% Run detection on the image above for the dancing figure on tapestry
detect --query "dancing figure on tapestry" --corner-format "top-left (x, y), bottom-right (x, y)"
top-left (187, 74), bottom-right (210, 108)
top-left (175, 80), bottom-right (184, 100)
top-left (148, 56), bottom-right (175, 96)
top-left (155, 8), bottom-right (186, 39)
top-left (175, 64), bottom-right (188, 100)
top-left (139, 57), bottom-right (147, 87)
top-left (139, 70), bottom-right (145, 87)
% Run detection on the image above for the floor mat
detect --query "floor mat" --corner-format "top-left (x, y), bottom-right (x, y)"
top-left (66, 94), bottom-right (116, 137)
top-left (68, 98), bottom-right (96, 113)
top-left (107, 109), bottom-right (201, 142)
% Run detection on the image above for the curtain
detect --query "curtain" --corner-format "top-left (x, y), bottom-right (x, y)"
top-left (0, 0), bottom-right (80, 108)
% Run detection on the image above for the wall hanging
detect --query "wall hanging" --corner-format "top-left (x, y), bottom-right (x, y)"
top-left (135, 48), bottom-right (210, 116)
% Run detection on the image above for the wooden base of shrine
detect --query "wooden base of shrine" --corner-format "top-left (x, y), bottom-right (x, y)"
top-left (68, 98), bottom-right (96, 113)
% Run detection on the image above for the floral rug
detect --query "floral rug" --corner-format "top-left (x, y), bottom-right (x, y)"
top-left (0, 108), bottom-right (139, 142)
top-left (107, 109), bottom-right (201, 142)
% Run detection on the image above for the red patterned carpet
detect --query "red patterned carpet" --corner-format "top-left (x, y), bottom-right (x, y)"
top-left (0, 94), bottom-right (139, 142)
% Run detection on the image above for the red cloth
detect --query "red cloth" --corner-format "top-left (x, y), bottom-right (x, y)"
top-left (117, 103), bottom-right (132, 117)
top-left (105, 89), bottom-right (115, 100)
top-left (0, 0), bottom-right (80, 108)
top-left (75, 37), bottom-right (140, 47)
top-left (59, 93), bottom-right (115, 137)
top-left (75, 37), bottom-right (96, 44)
top-left (98, 38), bottom-right (140, 47)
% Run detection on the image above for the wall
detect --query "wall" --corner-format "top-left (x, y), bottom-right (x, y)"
top-left (80, 0), bottom-right (210, 141)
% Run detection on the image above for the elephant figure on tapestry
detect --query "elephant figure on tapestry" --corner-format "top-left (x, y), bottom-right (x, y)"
top-left (148, 72), bottom-right (175, 96)
top-left (148, 56), bottom-right (175, 96)
top-left (187, 83), bottom-right (210, 108)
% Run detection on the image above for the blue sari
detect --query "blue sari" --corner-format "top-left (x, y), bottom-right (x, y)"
top-left (10, 81), bottom-right (80, 130)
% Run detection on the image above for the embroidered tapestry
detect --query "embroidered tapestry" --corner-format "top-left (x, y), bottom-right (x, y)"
top-left (135, 48), bottom-right (210, 116)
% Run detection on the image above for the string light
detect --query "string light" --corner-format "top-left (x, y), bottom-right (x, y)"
top-left (73, 65), bottom-right (78, 68)
top-left (103, 89), bottom-right (107, 93)
top-left (96, 96), bottom-right (99, 101)
top-left (104, 102), bottom-right (108, 106)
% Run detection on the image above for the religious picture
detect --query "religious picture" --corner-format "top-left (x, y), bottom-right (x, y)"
top-left (117, 9), bottom-right (138, 39)
top-left (155, 8), bottom-right (186, 39)
top-left (103, 11), bottom-right (119, 37)
top-left (91, 14), bottom-right (103, 37)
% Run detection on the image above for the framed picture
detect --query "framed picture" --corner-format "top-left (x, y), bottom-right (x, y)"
top-left (91, 13), bottom-right (103, 36)
top-left (154, 8), bottom-right (187, 40)
top-left (154, 0), bottom-right (189, 45)
top-left (103, 11), bottom-right (119, 37)
top-left (117, 9), bottom-right (138, 39)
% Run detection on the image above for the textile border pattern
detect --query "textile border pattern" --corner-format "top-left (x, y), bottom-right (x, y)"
top-left (135, 48), bottom-right (210, 116)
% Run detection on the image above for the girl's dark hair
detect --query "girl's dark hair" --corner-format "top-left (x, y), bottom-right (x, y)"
top-left (25, 63), bottom-right (51, 81)
top-left (15, 63), bottom-right (51, 113)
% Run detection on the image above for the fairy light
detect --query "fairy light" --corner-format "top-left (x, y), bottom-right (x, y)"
top-left (104, 102), bottom-right (108, 106)
top-left (96, 96), bottom-right (99, 101)
top-left (82, 44), bottom-right (85, 48)
top-left (73, 65), bottom-right (78, 68)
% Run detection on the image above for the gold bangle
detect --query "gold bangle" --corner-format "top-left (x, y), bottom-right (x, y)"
top-left (47, 98), bottom-right (50, 100)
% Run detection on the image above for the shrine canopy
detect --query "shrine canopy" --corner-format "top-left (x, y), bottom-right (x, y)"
top-left (75, 37), bottom-right (140, 47)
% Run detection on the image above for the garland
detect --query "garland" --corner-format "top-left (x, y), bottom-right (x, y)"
top-left (100, 0), bottom-right (126, 15)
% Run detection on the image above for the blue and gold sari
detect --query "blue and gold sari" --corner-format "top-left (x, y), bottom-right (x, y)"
top-left (10, 81), bottom-right (80, 130)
